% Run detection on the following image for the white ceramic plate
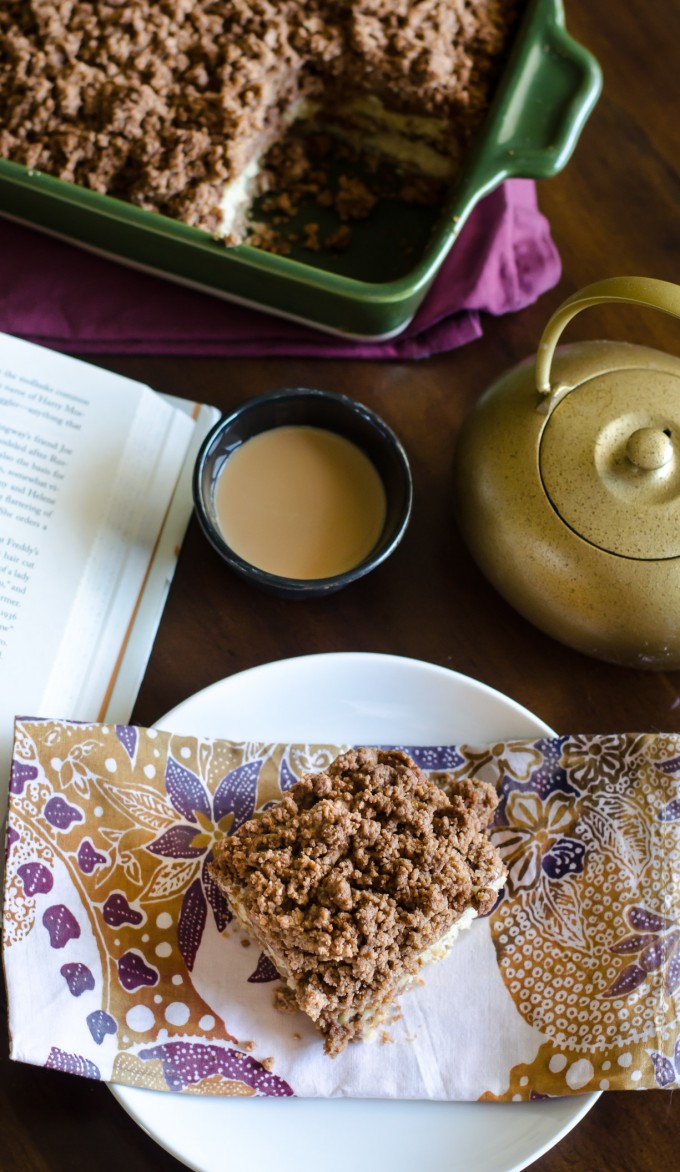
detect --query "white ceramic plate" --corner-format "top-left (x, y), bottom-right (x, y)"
top-left (112, 652), bottom-right (598, 1172)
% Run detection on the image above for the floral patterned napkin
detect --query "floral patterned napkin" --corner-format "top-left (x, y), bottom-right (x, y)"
top-left (4, 719), bottom-right (680, 1100)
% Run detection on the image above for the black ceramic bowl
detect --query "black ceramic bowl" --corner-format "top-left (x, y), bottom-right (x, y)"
top-left (192, 387), bottom-right (412, 599)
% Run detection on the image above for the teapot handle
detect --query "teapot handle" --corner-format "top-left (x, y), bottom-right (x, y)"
top-left (536, 276), bottom-right (680, 396)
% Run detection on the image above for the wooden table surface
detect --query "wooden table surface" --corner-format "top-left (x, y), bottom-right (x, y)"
top-left (2, 1), bottom-right (680, 1168)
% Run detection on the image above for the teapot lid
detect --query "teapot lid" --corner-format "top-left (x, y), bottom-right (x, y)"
top-left (541, 366), bottom-right (680, 559)
top-left (535, 277), bottom-right (680, 561)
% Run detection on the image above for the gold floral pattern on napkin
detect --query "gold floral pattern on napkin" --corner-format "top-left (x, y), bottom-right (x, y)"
top-left (4, 720), bottom-right (680, 1100)
top-left (444, 733), bottom-right (680, 1097)
top-left (4, 719), bottom-right (350, 1097)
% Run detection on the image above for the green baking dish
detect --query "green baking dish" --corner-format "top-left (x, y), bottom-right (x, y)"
top-left (0, 0), bottom-right (600, 340)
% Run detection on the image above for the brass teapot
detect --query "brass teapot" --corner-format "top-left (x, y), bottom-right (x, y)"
top-left (455, 276), bottom-right (680, 669)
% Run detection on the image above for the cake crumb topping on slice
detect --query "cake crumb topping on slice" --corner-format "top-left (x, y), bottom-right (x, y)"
top-left (211, 747), bottom-right (506, 1056)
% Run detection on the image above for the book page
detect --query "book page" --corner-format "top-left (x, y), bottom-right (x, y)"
top-left (39, 397), bottom-right (194, 717)
top-left (102, 401), bottom-right (220, 724)
top-left (0, 333), bottom-right (194, 789)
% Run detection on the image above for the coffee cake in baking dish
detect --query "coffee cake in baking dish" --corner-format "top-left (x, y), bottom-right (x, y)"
top-left (0, 1), bottom-right (520, 243)
top-left (210, 747), bottom-right (506, 1055)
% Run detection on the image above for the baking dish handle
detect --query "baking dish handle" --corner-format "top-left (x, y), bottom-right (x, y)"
top-left (457, 2), bottom-right (602, 202)
top-left (492, 6), bottom-right (601, 180)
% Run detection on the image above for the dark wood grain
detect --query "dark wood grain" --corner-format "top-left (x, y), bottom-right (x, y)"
top-left (3, 1), bottom-right (680, 1168)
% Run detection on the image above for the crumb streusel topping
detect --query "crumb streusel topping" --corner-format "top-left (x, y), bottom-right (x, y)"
top-left (0, 1), bottom-right (519, 235)
top-left (210, 747), bottom-right (505, 1055)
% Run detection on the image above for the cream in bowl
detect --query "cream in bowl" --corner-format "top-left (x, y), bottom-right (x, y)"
top-left (193, 388), bottom-right (412, 598)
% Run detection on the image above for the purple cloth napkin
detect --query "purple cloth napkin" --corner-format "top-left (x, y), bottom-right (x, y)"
top-left (0, 179), bottom-right (560, 359)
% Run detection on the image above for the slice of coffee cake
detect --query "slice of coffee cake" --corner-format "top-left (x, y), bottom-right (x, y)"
top-left (210, 747), bottom-right (505, 1056)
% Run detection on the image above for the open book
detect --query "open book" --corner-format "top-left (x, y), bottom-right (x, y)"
top-left (0, 332), bottom-right (219, 802)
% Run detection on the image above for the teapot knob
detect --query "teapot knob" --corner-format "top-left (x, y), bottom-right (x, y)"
top-left (625, 427), bottom-right (674, 471)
